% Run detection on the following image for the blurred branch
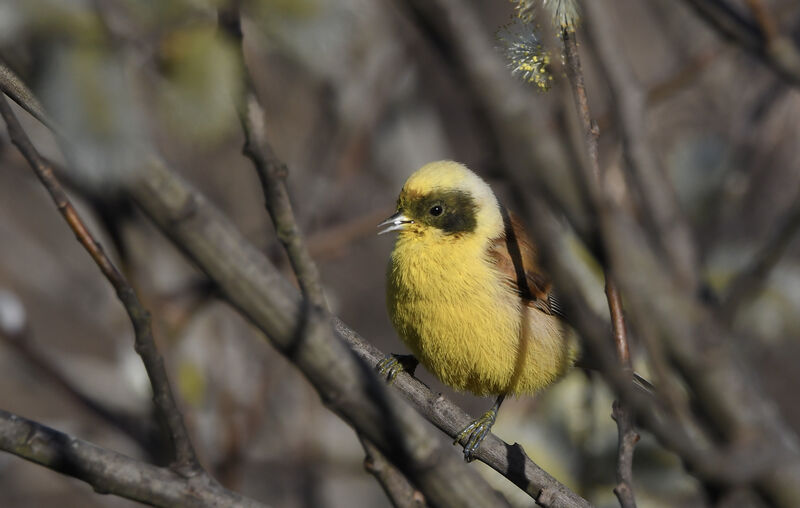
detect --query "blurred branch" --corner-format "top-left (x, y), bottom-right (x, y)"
top-left (682, 0), bottom-right (800, 86)
top-left (0, 60), bottom-right (58, 133)
top-left (583, 1), bottom-right (699, 291)
top-left (360, 437), bottom-right (427, 508)
top-left (0, 328), bottom-right (158, 459)
top-left (0, 94), bottom-right (200, 475)
top-left (561, 24), bottom-right (638, 508)
top-left (720, 185), bottom-right (800, 322)
top-left (744, 0), bottom-right (778, 42)
top-left (0, 409), bottom-right (265, 508)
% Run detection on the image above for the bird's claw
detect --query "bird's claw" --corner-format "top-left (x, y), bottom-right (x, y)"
top-left (454, 409), bottom-right (497, 462)
top-left (376, 354), bottom-right (417, 384)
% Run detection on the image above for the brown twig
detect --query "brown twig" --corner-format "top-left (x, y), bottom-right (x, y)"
top-left (0, 409), bottom-right (265, 508)
top-left (561, 26), bottom-right (638, 508)
top-left (0, 95), bottom-right (200, 475)
top-left (743, 0), bottom-right (778, 43)
top-left (359, 436), bottom-right (427, 508)
top-left (219, 4), bottom-right (326, 310)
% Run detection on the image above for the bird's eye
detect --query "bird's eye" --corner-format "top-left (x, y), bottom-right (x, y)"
top-left (429, 205), bottom-right (443, 216)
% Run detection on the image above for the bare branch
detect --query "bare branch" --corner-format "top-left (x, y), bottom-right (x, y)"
top-left (0, 95), bottom-right (200, 475)
top-left (360, 437), bottom-right (427, 508)
top-left (0, 409), bottom-right (265, 508)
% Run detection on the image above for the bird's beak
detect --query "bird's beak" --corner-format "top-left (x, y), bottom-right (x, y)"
top-left (377, 211), bottom-right (413, 235)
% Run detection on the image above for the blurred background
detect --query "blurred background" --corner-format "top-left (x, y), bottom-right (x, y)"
top-left (1, 0), bottom-right (800, 507)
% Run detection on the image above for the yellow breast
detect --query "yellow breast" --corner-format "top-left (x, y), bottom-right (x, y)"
top-left (387, 231), bottom-right (574, 396)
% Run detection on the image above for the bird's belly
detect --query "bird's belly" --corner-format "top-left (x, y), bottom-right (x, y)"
top-left (389, 287), bottom-right (570, 396)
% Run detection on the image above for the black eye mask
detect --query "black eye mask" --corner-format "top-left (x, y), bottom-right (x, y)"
top-left (401, 189), bottom-right (478, 235)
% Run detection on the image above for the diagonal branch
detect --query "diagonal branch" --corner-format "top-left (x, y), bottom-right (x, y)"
top-left (0, 409), bottom-right (265, 508)
top-left (0, 95), bottom-right (200, 475)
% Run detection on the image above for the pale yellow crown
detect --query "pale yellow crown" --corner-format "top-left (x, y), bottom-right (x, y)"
top-left (403, 160), bottom-right (503, 239)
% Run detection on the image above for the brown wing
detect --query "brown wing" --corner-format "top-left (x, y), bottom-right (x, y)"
top-left (487, 207), bottom-right (562, 317)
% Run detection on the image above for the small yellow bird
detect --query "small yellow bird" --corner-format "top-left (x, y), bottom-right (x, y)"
top-left (378, 160), bottom-right (577, 461)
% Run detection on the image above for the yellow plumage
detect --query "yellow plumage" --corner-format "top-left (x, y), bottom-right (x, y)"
top-left (385, 161), bottom-right (575, 397)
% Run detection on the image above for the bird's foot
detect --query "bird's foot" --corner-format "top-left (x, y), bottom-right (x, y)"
top-left (376, 354), bottom-right (418, 384)
top-left (454, 409), bottom-right (498, 462)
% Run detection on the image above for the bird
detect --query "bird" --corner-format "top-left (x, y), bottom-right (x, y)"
top-left (378, 160), bottom-right (577, 461)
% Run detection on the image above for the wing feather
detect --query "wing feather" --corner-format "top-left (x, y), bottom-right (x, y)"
top-left (487, 207), bottom-right (564, 318)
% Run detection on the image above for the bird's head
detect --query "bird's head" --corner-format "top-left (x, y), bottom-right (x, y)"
top-left (379, 161), bottom-right (503, 242)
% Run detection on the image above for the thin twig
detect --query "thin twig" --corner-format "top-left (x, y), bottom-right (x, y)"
top-left (219, 4), bottom-right (326, 309)
top-left (360, 436), bottom-right (428, 508)
top-left (0, 409), bottom-right (265, 508)
top-left (0, 95), bottom-right (200, 475)
top-left (562, 26), bottom-right (638, 508)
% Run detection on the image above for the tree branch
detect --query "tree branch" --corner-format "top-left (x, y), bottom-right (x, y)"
top-left (0, 95), bottom-right (200, 475)
top-left (0, 409), bottom-right (265, 508)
